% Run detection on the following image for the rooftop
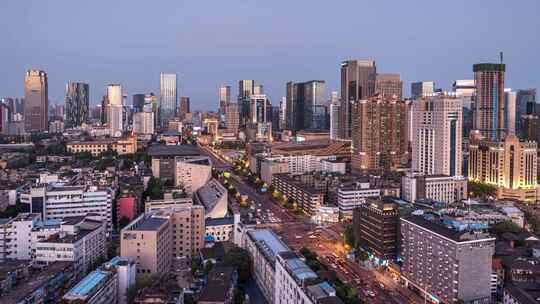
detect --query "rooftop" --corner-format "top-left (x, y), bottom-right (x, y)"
top-left (205, 217), bottom-right (234, 226)
top-left (132, 217), bottom-right (168, 231)
top-left (147, 144), bottom-right (203, 157)
top-left (63, 269), bottom-right (112, 299)
top-left (247, 229), bottom-right (288, 264)
top-left (278, 251), bottom-right (318, 282)
top-left (198, 266), bottom-right (236, 302)
top-left (402, 215), bottom-right (494, 243)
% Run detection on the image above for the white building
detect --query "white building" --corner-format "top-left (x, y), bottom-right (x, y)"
top-left (133, 111), bottom-right (155, 135)
top-left (401, 172), bottom-right (467, 204)
top-left (175, 157), bottom-right (212, 194)
top-left (329, 98), bottom-right (340, 140)
top-left (321, 159), bottom-right (346, 174)
top-left (21, 185), bottom-right (114, 233)
top-left (312, 206), bottom-right (340, 224)
top-left (2, 213), bottom-right (41, 261)
top-left (205, 217), bottom-right (236, 243)
top-left (252, 154), bottom-right (337, 176)
top-left (194, 179), bottom-right (228, 219)
top-left (411, 94), bottom-right (463, 177)
top-left (337, 182), bottom-right (381, 220)
top-left (34, 217), bottom-right (107, 274)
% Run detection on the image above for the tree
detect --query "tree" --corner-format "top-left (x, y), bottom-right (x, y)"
top-left (222, 246), bottom-right (252, 283)
top-left (490, 220), bottom-right (522, 235)
top-left (143, 177), bottom-right (164, 200)
top-left (468, 180), bottom-right (497, 199)
top-left (343, 225), bottom-right (355, 248)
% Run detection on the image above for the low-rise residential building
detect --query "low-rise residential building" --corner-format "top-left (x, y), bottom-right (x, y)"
top-left (260, 159), bottom-right (289, 186)
top-left (401, 214), bottom-right (495, 303)
top-left (337, 181), bottom-right (381, 220)
top-left (272, 173), bottom-right (324, 215)
top-left (205, 217), bottom-right (234, 242)
top-left (198, 266), bottom-right (238, 304)
top-left (401, 171), bottom-right (467, 204)
top-left (320, 159), bottom-right (346, 175)
top-left (66, 136), bottom-right (137, 156)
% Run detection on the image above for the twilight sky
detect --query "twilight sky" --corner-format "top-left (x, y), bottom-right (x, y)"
top-left (1, 0), bottom-right (539, 111)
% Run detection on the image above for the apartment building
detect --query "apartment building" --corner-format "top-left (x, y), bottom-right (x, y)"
top-left (175, 157), bottom-right (212, 193)
top-left (337, 181), bottom-right (381, 220)
top-left (121, 214), bottom-right (172, 275)
top-left (401, 172), bottom-right (468, 204)
top-left (272, 173), bottom-right (324, 215)
top-left (401, 215), bottom-right (495, 303)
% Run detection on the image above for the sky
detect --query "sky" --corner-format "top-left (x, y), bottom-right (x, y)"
top-left (1, 0), bottom-right (539, 111)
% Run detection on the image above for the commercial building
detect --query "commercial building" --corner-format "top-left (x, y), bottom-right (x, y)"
top-left (238, 80), bottom-right (255, 126)
top-left (225, 102), bottom-right (240, 133)
top-left (133, 111), bottom-right (155, 135)
top-left (194, 178), bottom-right (228, 219)
top-left (148, 144), bottom-right (205, 179)
top-left (65, 82), bottom-right (90, 128)
top-left (121, 214), bottom-right (172, 275)
top-left (411, 81), bottom-right (435, 99)
top-left (272, 173), bottom-right (324, 215)
top-left (468, 133), bottom-right (538, 202)
top-left (516, 88), bottom-right (537, 137)
top-left (411, 94), bottom-right (463, 176)
top-left (401, 172), bottom-right (468, 204)
top-left (337, 181), bottom-right (381, 220)
top-left (353, 198), bottom-right (399, 262)
top-left (33, 216), bottom-right (107, 274)
top-left (159, 73), bottom-right (178, 126)
top-left (24, 70), bottom-right (48, 132)
top-left (133, 94), bottom-right (145, 113)
top-left (375, 73), bottom-right (402, 99)
top-left (175, 156), bottom-right (212, 194)
top-left (107, 84), bottom-right (124, 137)
top-left (219, 85), bottom-right (231, 115)
top-left (473, 63), bottom-right (506, 141)
top-left (180, 96), bottom-right (190, 118)
top-left (205, 217), bottom-right (235, 242)
top-left (401, 215), bottom-right (495, 303)
top-left (260, 159), bottom-right (289, 186)
top-left (505, 88), bottom-right (517, 136)
top-left (329, 98), bottom-right (340, 140)
top-left (351, 94), bottom-right (408, 172)
top-left (285, 80), bottom-right (326, 131)
top-left (339, 59), bottom-right (376, 140)
top-left (66, 136), bottom-right (137, 156)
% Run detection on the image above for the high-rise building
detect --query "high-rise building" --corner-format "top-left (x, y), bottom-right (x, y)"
top-left (159, 73), bottom-right (178, 126)
top-left (238, 80), bottom-right (255, 126)
top-left (329, 100), bottom-right (340, 140)
top-left (24, 70), bottom-right (48, 132)
top-left (225, 103), bottom-right (240, 133)
top-left (375, 73), bottom-right (402, 99)
top-left (473, 63), bottom-right (506, 141)
top-left (132, 94), bottom-right (145, 113)
top-left (411, 94), bottom-right (463, 176)
top-left (339, 60), bottom-right (376, 139)
top-left (218, 85), bottom-right (231, 114)
top-left (65, 82), bottom-right (89, 128)
top-left (353, 198), bottom-right (398, 262)
top-left (516, 89), bottom-right (537, 137)
top-left (250, 94), bottom-right (268, 123)
top-left (504, 88), bottom-right (517, 136)
top-left (351, 95), bottom-right (408, 172)
top-left (133, 111), bottom-right (155, 135)
top-left (285, 80), bottom-right (326, 131)
top-left (469, 132), bottom-right (538, 202)
top-left (107, 84), bottom-right (123, 137)
top-left (279, 96), bottom-right (286, 130)
top-left (144, 93), bottom-right (158, 128)
top-left (180, 96), bottom-right (190, 118)
top-left (401, 215), bottom-right (495, 303)
top-left (411, 81), bottom-right (435, 99)
top-left (254, 84), bottom-right (264, 95)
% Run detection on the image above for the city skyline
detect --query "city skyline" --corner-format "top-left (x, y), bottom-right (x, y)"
top-left (1, 0), bottom-right (539, 110)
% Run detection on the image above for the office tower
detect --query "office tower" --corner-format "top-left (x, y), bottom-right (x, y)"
top-left (469, 132), bottom-right (538, 202)
top-left (473, 63), bottom-right (506, 141)
top-left (24, 70), bottom-right (48, 132)
top-left (65, 82), bottom-right (89, 128)
top-left (401, 215), bottom-right (495, 303)
top-left (504, 89), bottom-right (517, 135)
top-left (132, 94), bottom-right (145, 113)
top-left (351, 95), bottom-right (408, 172)
top-left (144, 93), bottom-right (158, 128)
top-left (375, 73), bottom-right (402, 99)
top-left (339, 60), bottom-right (376, 139)
top-left (179, 96), bottom-right (190, 118)
top-left (238, 80), bottom-right (255, 126)
top-left (133, 111), bottom-right (155, 135)
top-left (516, 89), bottom-right (537, 137)
top-left (411, 95), bottom-right (463, 176)
top-left (250, 94), bottom-right (268, 124)
top-left (521, 114), bottom-right (539, 143)
top-left (0, 103), bottom-right (8, 135)
top-left (225, 103), bottom-right (240, 133)
top-left (254, 84), bottom-right (264, 95)
top-left (159, 73), bottom-right (178, 126)
top-left (411, 81), bottom-right (435, 99)
top-left (353, 198), bottom-right (398, 261)
top-left (218, 85), bottom-right (231, 114)
top-left (453, 79), bottom-right (475, 108)
top-left (279, 97), bottom-right (286, 130)
top-left (330, 97), bottom-right (340, 140)
top-left (107, 84), bottom-right (123, 137)
top-left (285, 80), bottom-right (326, 131)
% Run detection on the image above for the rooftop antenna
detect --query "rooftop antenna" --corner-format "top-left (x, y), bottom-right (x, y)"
top-left (500, 51), bottom-right (504, 64)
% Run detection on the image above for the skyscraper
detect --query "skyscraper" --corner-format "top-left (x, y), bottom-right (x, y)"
top-left (516, 89), bottom-right (537, 137)
top-left (411, 95), bottom-right (463, 176)
top-left (504, 89), bottom-right (517, 136)
top-left (107, 84), bottom-right (123, 137)
top-left (375, 73), bottom-right (402, 99)
top-left (218, 85), bottom-right (231, 115)
top-left (351, 95), bottom-right (408, 172)
top-left (238, 80), bottom-right (254, 126)
top-left (180, 97), bottom-right (190, 118)
top-left (473, 63), bottom-right (506, 141)
top-left (132, 94), bottom-right (145, 113)
top-left (249, 95), bottom-right (268, 124)
top-left (159, 73), bottom-right (178, 126)
top-left (411, 81), bottom-right (435, 99)
top-left (24, 70), bottom-right (48, 132)
top-left (330, 96), bottom-right (340, 140)
top-left (254, 84), bottom-right (264, 95)
top-left (339, 60), bottom-right (376, 139)
top-left (285, 80), bottom-right (326, 131)
top-left (65, 82), bottom-right (89, 128)
top-left (225, 103), bottom-right (240, 134)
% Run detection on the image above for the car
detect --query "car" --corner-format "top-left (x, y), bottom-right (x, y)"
top-left (378, 283), bottom-right (385, 289)
top-left (366, 290), bottom-right (376, 297)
